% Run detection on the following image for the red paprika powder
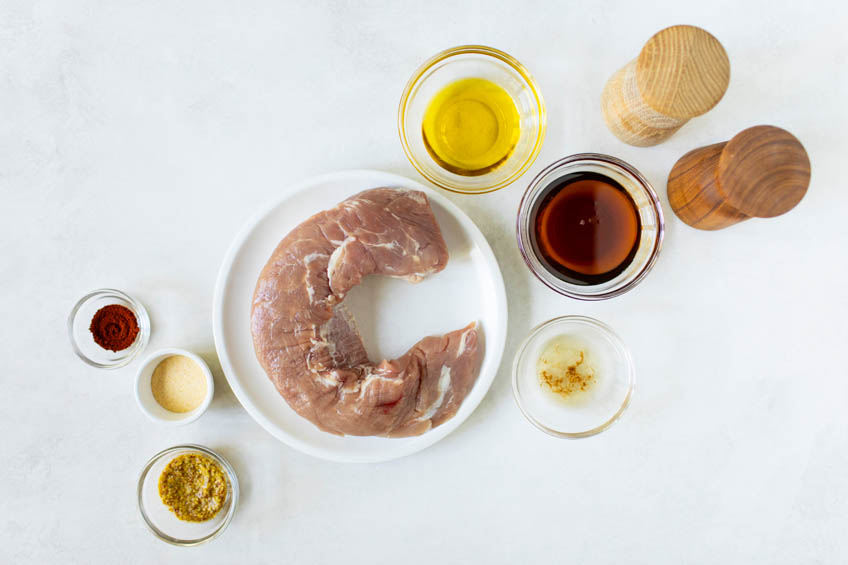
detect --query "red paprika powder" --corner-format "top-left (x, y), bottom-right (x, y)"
top-left (89, 304), bottom-right (139, 351)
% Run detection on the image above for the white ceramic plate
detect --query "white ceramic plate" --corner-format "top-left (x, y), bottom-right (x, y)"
top-left (212, 170), bottom-right (507, 462)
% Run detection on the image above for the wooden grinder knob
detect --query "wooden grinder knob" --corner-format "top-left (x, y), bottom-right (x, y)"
top-left (667, 125), bottom-right (811, 230)
top-left (601, 25), bottom-right (730, 146)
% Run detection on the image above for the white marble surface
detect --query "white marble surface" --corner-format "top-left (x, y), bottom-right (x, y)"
top-left (2, 1), bottom-right (847, 563)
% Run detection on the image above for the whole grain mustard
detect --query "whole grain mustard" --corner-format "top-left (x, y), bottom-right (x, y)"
top-left (158, 453), bottom-right (227, 522)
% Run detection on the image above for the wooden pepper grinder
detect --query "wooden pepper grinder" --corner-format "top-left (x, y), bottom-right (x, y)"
top-left (667, 125), bottom-right (811, 230)
top-left (601, 25), bottom-right (730, 146)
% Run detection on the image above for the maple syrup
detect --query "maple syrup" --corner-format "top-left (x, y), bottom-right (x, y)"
top-left (532, 172), bottom-right (641, 285)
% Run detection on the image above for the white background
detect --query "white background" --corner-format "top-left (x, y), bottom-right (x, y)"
top-left (2, 0), bottom-right (847, 563)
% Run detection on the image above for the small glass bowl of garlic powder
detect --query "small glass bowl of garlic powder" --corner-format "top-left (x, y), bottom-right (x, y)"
top-left (512, 316), bottom-right (634, 438)
top-left (135, 348), bottom-right (215, 425)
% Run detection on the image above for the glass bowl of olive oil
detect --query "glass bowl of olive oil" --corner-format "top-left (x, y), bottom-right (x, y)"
top-left (399, 45), bottom-right (546, 194)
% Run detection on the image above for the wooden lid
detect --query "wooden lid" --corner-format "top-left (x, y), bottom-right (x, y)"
top-left (636, 25), bottom-right (730, 120)
top-left (717, 125), bottom-right (811, 218)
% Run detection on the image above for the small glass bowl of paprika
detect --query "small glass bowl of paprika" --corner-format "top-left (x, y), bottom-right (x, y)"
top-left (68, 288), bottom-right (150, 369)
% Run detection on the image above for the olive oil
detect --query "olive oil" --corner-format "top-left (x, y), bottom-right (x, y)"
top-left (422, 78), bottom-right (520, 176)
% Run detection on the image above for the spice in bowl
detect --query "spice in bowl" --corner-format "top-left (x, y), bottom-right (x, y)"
top-left (69, 289), bottom-right (150, 369)
top-left (135, 349), bottom-right (214, 424)
top-left (537, 336), bottom-right (597, 403)
top-left (158, 453), bottom-right (228, 522)
top-left (513, 316), bottom-right (635, 438)
top-left (151, 355), bottom-right (208, 413)
top-left (89, 304), bottom-right (140, 352)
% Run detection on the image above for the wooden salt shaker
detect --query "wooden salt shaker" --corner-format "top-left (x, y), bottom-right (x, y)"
top-left (667, 125), bottom-right (811, 230)
top-left (601, 25), bottom-right (730, 147)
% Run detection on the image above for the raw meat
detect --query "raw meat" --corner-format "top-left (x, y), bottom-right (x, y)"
top-left (251, 187), bottom-right (481, 437)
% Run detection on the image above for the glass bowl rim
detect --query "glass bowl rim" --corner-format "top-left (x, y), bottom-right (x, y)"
top-left (397, 44), bottom-right (547, 194)
top-left (136, 443), bottom-right (239, 546)
top-left (511, 315), bottom-right (635, 439)
top-left (516, 153), bottom-right (665, 300)
top-left (67, 288), bottom-right (151, 369)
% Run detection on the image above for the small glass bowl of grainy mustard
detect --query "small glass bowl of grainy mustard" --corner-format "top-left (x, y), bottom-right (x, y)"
top-left (137, 444), bottom-right (238, 546)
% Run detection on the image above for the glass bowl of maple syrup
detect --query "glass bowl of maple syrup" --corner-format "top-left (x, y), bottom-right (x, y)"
top-left (398, 45), bottom-right (546, 194)
top-left (516, 153), bottom-right (664, 300)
